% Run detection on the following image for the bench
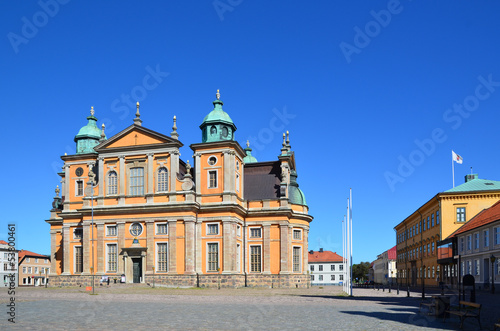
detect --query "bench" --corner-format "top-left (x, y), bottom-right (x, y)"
top-left (419, 301), bottom-right (436, 314)
top-left (443, 301), bottom-right (481, 329)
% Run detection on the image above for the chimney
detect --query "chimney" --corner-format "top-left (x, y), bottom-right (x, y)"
top-left (309, 250), bottom-right (314, 254)
top-left (319, 248), bottom-right (323, 253)
top-left (465, 174), bottom-right (478, 183)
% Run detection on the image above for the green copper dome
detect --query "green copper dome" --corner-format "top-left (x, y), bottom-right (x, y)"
top-left (288, 170), bottom-right (307, 206)
top-left (243, 141), bottom-right (258, 163)
top-left (74, 107), bottom-right (106, 154)
top-left (200, 90), bottom-right (237, 143)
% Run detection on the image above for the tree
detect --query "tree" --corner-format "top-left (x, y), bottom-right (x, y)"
top-left (352, 262), bottom-right (371, 282)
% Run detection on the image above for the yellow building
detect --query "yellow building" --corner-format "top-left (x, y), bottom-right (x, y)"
top-left (394, 174), bottom-right (500, 287)
top-left (46, 91), bottom-right (312, 288)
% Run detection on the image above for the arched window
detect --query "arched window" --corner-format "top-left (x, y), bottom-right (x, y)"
top-left (107, 171), bottom-right (117, 195)
top-left (157, 167), bottom-right (168, 192)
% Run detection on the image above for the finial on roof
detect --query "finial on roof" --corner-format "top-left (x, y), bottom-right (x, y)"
top-left (90, 106), bottom-right (95, 116)
top-left (216, 89), bottom-right (220, 100)
top-left (134, 101), bottom-right (142, 126)
top-left (171, 115), bottom-right (179, 140)
top-left (281, 132), bottom-right (288, 155)
top-left (186, 160), bottom-right (191, 172)
top-left (246, 140), bottom-right (250, 148)
top-left (55, 185), bottom-right (60, 197)
top-left (100, 123), bottom-right (106, 142)
top-left (282, 133), bottom-right (286, 147)
top-left (286, 130), bottom-right (291, 151)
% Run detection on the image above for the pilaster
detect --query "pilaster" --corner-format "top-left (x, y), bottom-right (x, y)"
top-left (184, 218), bottom-right (196, 274)
top-left (279, 224), bottom-right (289, 274)
top-left (147, 153), bottom-right (154, 203)
top-left (170, 151), bottom-right (179, 195)
top-left (97, 157), bottom-right (104, 205)
top-left (118, 155), bottom-right (125, 205)
top-left (195, 221), bottom-right (202, 273)
top-left (263, 224), bottom-right (271, 274)
top-left (302, 229), bottom-right (309, 274)
top-left (63, 165), bottom-right (70, 211)
top-left (194, 152), bottom-right (202, 195)
top-left (82, 222), bottom-right (90, 274)
top-left (117, 222), bottom-right (125, 273)
top-left (50, 230), bottom-right (58, 275)
top-left (222, 218), bottom-right (234, 273)
top-left (62, 226), bottom-right (70, 275)
top-left (96, 223), bottom-right (104, 274)
top-left (146, 220), bottom-right (154, 273)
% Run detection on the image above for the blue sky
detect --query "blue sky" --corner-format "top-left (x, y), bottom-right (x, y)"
top-left (2, 1), bottom-right (500, 264)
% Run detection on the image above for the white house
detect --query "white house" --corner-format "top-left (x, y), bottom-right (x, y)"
top-left (308, 249), bottom-right (344, 285)
top-left (0, 240), bottom-right (18, 287)
top-left (372, 246), bottom-right (397, 285)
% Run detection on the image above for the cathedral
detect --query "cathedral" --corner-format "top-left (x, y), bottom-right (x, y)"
top-left (46, 91), bottom-right (312, 288)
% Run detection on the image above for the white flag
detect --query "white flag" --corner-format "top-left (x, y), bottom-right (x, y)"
top-left (452, 151), bottom-right (463, 164)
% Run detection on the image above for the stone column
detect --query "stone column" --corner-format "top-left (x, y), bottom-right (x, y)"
top-left (185, 218), bottom-right (195, 274)
top-left (96, 224), bottom-right (104, 274)
top-left (195, 221), bottom-right (202, 273)
top-left (168, 220), bottom-right (177, 273)
top-left (222, 218), bottom-right (234, 274)
top-left (147, 153), bottom-right (154, 203)
top-left (98, 157), bottom-right (104, 202)
top-left (82, 222), bottom-right (90, 274)
top-left (117, 222), bottom-right (125, 274)
top-left (62, 226), bottom-right (70, 275)
top-left (119, 155), bottom-right (125, 205)
top-left (170, 151), bottom-right (179, 196)
top-left (63, 165), bottom-right (70, 211)
top-left (50, 230), bottom-right (58, 275)
top-left (263, 224), bottom-right (271, 274)
top-left (146, 220), bottom-right (154, 273)
top-left (279, 224), bottom-right (289, 274)
top-left (194, 152), bottom-right (201, 195)
top-left (302, 229), bottom-right (309, 274)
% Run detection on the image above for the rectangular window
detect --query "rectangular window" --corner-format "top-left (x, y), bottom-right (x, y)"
top-left (293, 247), bottom-right (301, 272)
top-left (250, 228), bottom-right (262, 238)
top-left (310, 265), bottom-right (314, 271)
top-left (431, 214), bottom-right (434, 227)
top-left (474, 259), bottom-right (480, 275)
top-left (34, 267), bottom-right (38, 274)
top-left (495, 227), bottom-right (500, 245)
top-left (474, 233), bottom-right (479, 249)
top-left (28, 266), bottom-right (32, 274)
top-left (466, 261), bottom-right (471, 275)
top-left (207, 223), bottom-right (219, 235)
top-left (75, 246), bottom-right (83, 273)
top-left (311, 275), bottom-right (314, 281)
top-left (27, 258), bottom-right (30, 262)
top-left (432, 242), bottom-right (435, 254)
top-left (35, 258), bottom-right (39, 263)
top-left (460, 237), bottom-right (464, 252)
top-left (237, 225), bottom-right (241, 237)
top-left (108, 171), bottom-right (117, 195)
top-left (319, 275), bottom-right (323, 281)
top-left (427, 217), bottom-right (430, 229)
top-left (22, 266), bottom-right (26, 274)
top-left (423, 220), bottom-right (426, 231)
top-left (107, 225), bottom-right (117, 237)
top-left (157, 243), bottom-right (168, 272)
top-left (157, 168), bottom-right (168, 192)
top-left (293, 229), bottom-right (301, 240)
top-left (156, 223), bottom-right (168, 235)
top-left (467, 235), bottom-right (471, 250)
top-left (250, 245), bottom-right (262, 272)
top-left (236, 173), bottom-right (240, 192)
top-left (319, 265), bottom-right (323, 271)
top-left (331, 275), bottom-right (335, 281)
top-left (76, 180), bottom-right (83, 196)
top-left (436, 210), bottom-right (440, 224)
top-left (208, 170), bottom-right (217, 188)
top-left (340, 275), bottom-right (344, 280)
top-left (107, 244), bottom-right (117, 272)
top-left (340, 265), bottom-right (344, 271)
top-left (74, 228), bottom-right (83, 239)
top-left (457, 207), bottom-right (466, 222)
top-left (484, 230), bottom-right (490, 247)
top-left (129, 167), bottom-right (144, 196)
top-left (331, 264), bottom-right (335, 271)
top-left (207, 243), bottom-right (218, 272)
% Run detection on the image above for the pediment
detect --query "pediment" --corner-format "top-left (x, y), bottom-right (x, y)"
top-left (95, 124), bottom-right (181, 151)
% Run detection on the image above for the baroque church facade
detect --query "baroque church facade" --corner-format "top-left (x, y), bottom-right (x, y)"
top-left (46, 91), bottom-right (312, 288)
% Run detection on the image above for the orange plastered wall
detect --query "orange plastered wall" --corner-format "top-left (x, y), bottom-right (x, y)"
top-left (105, 130), bottom-right (165, 148)
top-left (176, 221), bottom-right (185, 274)
top-left (202, 195), bottom-right (223, 203)
top-left (56, 231), bottom-right (63, 274)
top-left (200, 153), bottom-right (224, 195)
top-left (271, 225), bottom-right (281, 273)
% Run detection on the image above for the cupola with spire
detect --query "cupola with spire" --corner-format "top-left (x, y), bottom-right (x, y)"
top-left (200, 90), bottom-right (237, 143)
top-left (74, 107), bottom-right (105, 154)
top-left (243, 140), bottom-right (258, 163)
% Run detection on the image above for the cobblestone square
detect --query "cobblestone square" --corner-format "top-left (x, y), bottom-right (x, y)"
top-left (1, 285), bottom-right (498, 330)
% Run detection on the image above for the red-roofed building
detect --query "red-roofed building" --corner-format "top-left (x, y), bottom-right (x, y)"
top-left (444, 200), bottom-right (500, 289)
top-left (372, 246), bottom-right (397, 285)
top-left (18, 250), bottom-right (50, 286)
top-left (308, 249), bottom-right (344, 285)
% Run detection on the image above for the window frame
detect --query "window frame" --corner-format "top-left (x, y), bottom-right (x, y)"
top-left (206, 223), bottom-right (219, 236)
top-left (73, 228), bottom-right (83, 240)
top-left (156, 242), bottom-right (168, 273)
top-left (484, 229), bottom-right (490, 247)
top-left (208, 169), bottom-right (218, 189)
top-left (129, 167), bottom-right (145, 196)
top-left (293, 229), bottom-right (302, 240)
top-left (74, 246), bottom-right (83, 274)
top-left (207, 242), bottom-right (219, 272)
top-left (293, 246), bottom-right (301, 273)
top-left (106, 225), bottom-right (117, 237)
top-left (156, 222), bottom-right (168, 235)
top-left (106, 243), bottom-right (118, 273)
top-left (107, 170), bottom-right (118, 195)
top-left (157, 167), bottom-right (169, 193)
top-left (457, 207), bottom-right (466, 223)
top-left (250, 245), bottom-right (262, 273)
top-left (249, 227), bottom-right (262, 239)
top-left (75, 179), bottom-right (84, 197)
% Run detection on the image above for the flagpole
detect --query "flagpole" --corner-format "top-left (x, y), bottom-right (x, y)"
top-left (346, 199), bottom-right (350, 295)
top-left (350, 188), bottom-right (353, 296)
top-left (452, 153), bottom-right (455, 188)
top-left (342, 216), bottom-right (345, 293)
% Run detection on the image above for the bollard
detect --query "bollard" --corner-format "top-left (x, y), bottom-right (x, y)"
top-left (389, 284), bottom-right (391, 293)
top-left (397, 283), bottom-right (399, 295)
top-left (383, 285), bottom-right (385, 292)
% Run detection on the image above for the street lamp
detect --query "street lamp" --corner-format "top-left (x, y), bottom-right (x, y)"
top-left (490, 254), bottom-right (496, 294)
